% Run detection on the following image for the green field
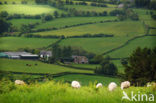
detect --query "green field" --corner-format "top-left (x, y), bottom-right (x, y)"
top-left (0, 0), bottom-right (35, 4)
top-left (0, 80), bottom-right (155, 103)
top-left (0, 4), bottom-right (61, 15)
top-left (64, 5), bottom-right (118, 13)
top-left (133, 9), bottom-right (156, 28)
top-left (149, 29), bottom-right (156, 35)
top-left (9, 19), bottom-right (41, 29)
top-left (54, 74), bottom-right (121, 85)
top-left (59, 37), bottom-right (131, 54)
top-left (33, 20), bottom-right (145, 37)
top-left (0, 59), bottom-right (93, 74)
top-left (34, 16), bottom-right (117, 30)
top-left (0, 37), bottom-right (58, 51)
top-left (112, 60), bottom-right (124, 74)
top-left (106, 36), bottom-right (156, 58)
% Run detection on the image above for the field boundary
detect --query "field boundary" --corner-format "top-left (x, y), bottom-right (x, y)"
top-left (102, 34), bottom-right (156, 56)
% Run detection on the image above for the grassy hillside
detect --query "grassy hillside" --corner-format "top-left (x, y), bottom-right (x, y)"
top-left (0, 59), bottom-right (93, 74)
top-left (59, 37), bottom-right (131, 54)
top-left (0, 81), bottom-right (155, 103)
top-left (33, 20), bottom-right (145, 37)
top-left (106, 36), bottom-right (156, 58)
top-left (149, 29), bottom-right (156, 35)
top-left (54, 74), bottom-right (121, 85)
top-left (34, 16), bottom-right (117, 30)
top-left (9, 19), bottom-right (41, 29)
top-left (64, 5), bottom-right (118, 13)
top-left (0, 0), bottom-right (35, 4)
top-left (0, 37), bottom-right (58, 51)
top-left (0, 4), bottom-right (61, 15)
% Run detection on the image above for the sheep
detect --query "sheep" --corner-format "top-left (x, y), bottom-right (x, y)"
top-left (121, 81), bottom-right (130, 90)
top-left (96, 83), bottom-right (103, 88)
top-left (108, 82), bottom-right (117, 91)
top-left (15, 80), bottom-right (25, 85)
top-left (71, 81), bottom-right (81, 88)
top-left (147, 82), bottom-right (156, 87)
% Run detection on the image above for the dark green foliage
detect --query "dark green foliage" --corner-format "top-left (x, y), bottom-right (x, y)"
top-left (0, 18), bottom-right (11, 33)
top-left (42, 14), bottom-right (53, 21)
top-left (124, 47), bottom-right (156, 86)
top-left (94, 56), bottom-right (118, 76)
top-left (0, 11), bottom-right (8, 18)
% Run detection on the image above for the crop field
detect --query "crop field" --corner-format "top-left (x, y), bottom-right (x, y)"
top-left (54, 74), bottom-right (121, 85)
top-left (34, 16), bottom-right (117, 30)
top-left (0, 59), bottom-right (93, 74)
top-left (59, 37), bottom-right (132, 54)
top-left (106, 36), bottom-right (156, 58)
top-left (64, 5), bottom-right (119, 13)
top-left (0, 37), bottom-right (58, 51)
top-left (9, 19), bottom-right (41, 29)
top-left (0, 81), bottom-right (155, 103)
top-left (0, 4), bottom-right (62, 15)
top-left (33, 20), bottom-right (145, 37)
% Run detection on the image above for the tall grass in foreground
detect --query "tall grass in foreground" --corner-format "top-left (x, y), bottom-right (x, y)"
top-left (0, 80), bottom-right (155, 103)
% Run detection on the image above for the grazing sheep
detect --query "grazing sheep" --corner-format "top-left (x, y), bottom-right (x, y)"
top-left (147, 82), bottom-right (156, 87)
top-left (96, 83), bottom-right (103, 88)
top-left (121, 81), bottom-right (130, 90)
top-left (15, 80), bottom-right (25, 85)
top-left (108, 82), bottom-right (117, 91)
top-left (71, 81), bottom-right (81, 88)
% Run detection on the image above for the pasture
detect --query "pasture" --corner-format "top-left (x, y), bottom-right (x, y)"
top-left (149, 29), bottom-right (156, 35)
top-left (0, 59), bottom-right (93, 74)
top-left (0, 80), bottom-right (155, 103)
top-left (106, 36), bottom-right (156, 58)
top-left (64, 5), bottom-right (118, 13)
top-left (34, 16), bottom-right (117, 30)
top-left (0, 4), bottom-right (61, 15)
top-left (33, 20), bottom-right (145, 37)
top-left (54, 74), bottom-right (121, 85)
top-left (9, 19), bottom-right (41, 29)
top-left (59, 37), bottom-right (132, 54)
top-left (0, 0), bottom-right (35, 4)
top-left (0, 37), bottom-right (58, 51)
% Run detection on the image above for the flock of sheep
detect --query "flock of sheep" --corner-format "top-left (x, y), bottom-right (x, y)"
top-left (15, 80), bottom-right (131, 91)
top-left (71, 81), bottom-right (131, 91)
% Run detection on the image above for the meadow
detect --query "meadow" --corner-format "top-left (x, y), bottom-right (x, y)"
top-left (149, 29), bottom-right (156, 35)
top-left (34, 16), bottom-right (117, 30)
top-left (9, 19), bottom-right (41, 29)
top-left (0, 0), bottom-right (35, 4)
top-left (106, 36), bottom-right (156, 58)
top-left (0, 4), bottom-right (61, 15)
top-left (59, 37), bottom-right (132, 54)
top-left (33, 20), bottom-right (145, 37)
top-left (0, 59), bottom-right (93, 74)
top-left (0, 80), bottom-right (155, 103)
top-left (0, 37), bottom-right (58, 51)
top-left (64, 5), bottom-right (118, 13)
top-left (54, 74), bottom-right (121, 85)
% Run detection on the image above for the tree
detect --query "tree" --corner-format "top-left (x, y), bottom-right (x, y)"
top-left (0, 18), bottom-right (10, 33)
top-left (54, 11), bottom-right (59, 18)
top-left (94, 56), bottom-right (118, 76)
top-left (124, 47), bottom-right (156, 86)
top-left (0, 11), bottom-right (8, 18)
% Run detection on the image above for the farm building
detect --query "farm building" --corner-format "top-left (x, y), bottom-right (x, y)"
top-left (40, 50), bottom-right (52, 58)
top-left (3, 52), bottom-right (38, 59)
top-left (72, 55), bottom-right (88, 64)
top-left (0, 53), bottom-right (8, 58)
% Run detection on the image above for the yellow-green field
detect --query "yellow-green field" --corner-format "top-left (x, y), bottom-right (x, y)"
top-left (33, 20), bottom-right (145, 37)
top-left (0, 4), bottom-right (61, 15)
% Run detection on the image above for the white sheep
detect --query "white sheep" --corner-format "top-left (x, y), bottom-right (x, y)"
top-left (96, 83), bottom-right (103, 88)
top-left (15, 80), bottom-right (25, 85)
top-left (121, 81), bottom-right (130, 90)
top-left (108, 82), bottom-right (117, 91)
top-left (147, 82), bottom-right (156, 87)
top-left (71, 81), bottom-right (81, 88)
